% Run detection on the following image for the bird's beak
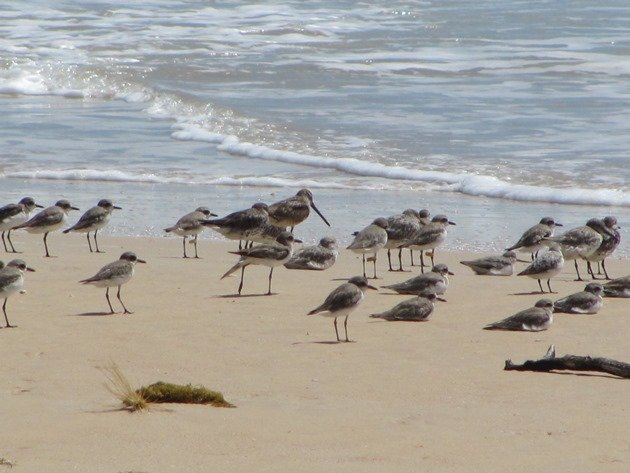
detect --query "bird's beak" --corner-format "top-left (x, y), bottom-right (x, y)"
top-left (35, 204), bottom-right (44, 208)
top-left (448, 221), bottom-right (456, 225)
top-left (113, 206), bottom-right (122, 210)
top-left (210, 212), bottom-right (218, 217)
top-left (516, 258), bottom-right (530, 263)
top-left (137, 259), bottom-right (147, 264)
top-left (293, 238), bottom-right (303, 244)
top-left (310, 203), bottom-right (331, 227)
top-left (71, 206), bottom-right (80, 211)
top-left (448, 271), bottom-right (455, 275)
top-left (555, 223), bottom-right (563, 226)
top-left (27, 267), bottom-right (35, 272)
top-left (436, 296), bottom-right (447, 302)
top-left (367, 284), bottom-right (378, 290)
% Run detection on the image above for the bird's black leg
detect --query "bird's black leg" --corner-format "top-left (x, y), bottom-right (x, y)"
top-left (105, 287), bottom-right (115, 314)
top-left (267, 267), bottom-right (274, 295)
top-left (117, 285), bottom-right (132, 314)
top-left (43, 232), bottom-right (51, 257)
top-left (2, 298), bottom-right (15, 328)
top-left (237, 266), bottom-right (245, 295)
top-left (333, 317), bottom-right (339, 342)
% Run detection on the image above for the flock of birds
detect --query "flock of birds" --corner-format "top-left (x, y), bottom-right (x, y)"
top-left (0, 190), bottom-right (628, 341)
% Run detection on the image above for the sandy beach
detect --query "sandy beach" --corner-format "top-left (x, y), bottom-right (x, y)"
top-left (1, 233), bottom-right (629, 472)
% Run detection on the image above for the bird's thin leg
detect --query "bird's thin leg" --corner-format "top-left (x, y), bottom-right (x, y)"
top-left (597, 261), bottom-right (602, 275)
top-left (547, 279), bottom-right (555, 294)
top-left (2, 298), bottom-right (15, 328)
top-left (387, 249), bottom-right (393, 271)
top-left (361, 254), bottom-right (366, 278)
top-left (290, 226), bottom-right (295, 233)
top-left (409, 249), bottom-right (415, 266)
top-left (430, 250), bottom-right (436, 267)
top-left (105, 287), bottom-right (115, 314)
top-left (267, 267), bottom-right (274, 295)
top-left (1, 232), bottom-right (7, 252)
top-left (420, 251), bottom-right (425, 274)
top-left (193, 235), bottom-right (199, 258)
top-left (238, 266), bottom-right (245, 295)
top-left (573, 260), bottom-right (583, 281)
top-left (602, 259), bottom-right (610, 280)
top-left (372, 253), bottom-right (378, 279)
top-left (7, 230), bottom-right (18, 253)
top-left (86, 232), bottom-right (93, 253)
top-left (343, 315), bottom-right (350, 342)
top-left (43, 232), bottom-right (51, 257)
top-left (182, 236), bottom-right (188, 258)
top-left (117, 285), bottom-right (132, 314)
top-left (537, 279), bottom-right (544, 293)
top-left (333, 317), bottom-right (339, 342)
top-left (238, 240), bottom-right (243, 250)
top-left (94, 229), bottom-right (102, 253)
top-left (587, 261), bottom-right (598, 280)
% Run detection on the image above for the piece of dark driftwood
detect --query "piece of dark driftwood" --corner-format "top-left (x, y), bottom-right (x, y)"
top-left (504, 345), bottom-right (630, 378)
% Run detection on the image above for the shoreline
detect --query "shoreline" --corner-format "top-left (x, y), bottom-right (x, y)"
top-left (1, 234), bottom-right (629, 472)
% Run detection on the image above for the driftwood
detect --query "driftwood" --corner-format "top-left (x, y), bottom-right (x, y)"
top-left (504, 345), bottom-right (630, 378)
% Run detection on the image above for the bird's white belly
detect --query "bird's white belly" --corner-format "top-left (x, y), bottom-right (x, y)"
top-left (0, 214), bottom-right (27, 231)
top-left (0, 277), bottom-right (24, 298)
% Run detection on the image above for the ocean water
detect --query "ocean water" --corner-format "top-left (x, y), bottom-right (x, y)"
top-left (1, 1), bottom-right (628, 253)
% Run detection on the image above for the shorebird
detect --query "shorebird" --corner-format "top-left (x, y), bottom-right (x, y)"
top-left (202, 203), bottom-right (270, 249)
top-left (285, 236), bottom-right (338, 271)
top-left (506, 217), bottom-right (562, 260)
top-left (79, 251), bottom-right (146, 314)
top-left (483, 299), bottom-right (554, 331)
top-left (347, 217), bottom-right (388, 279)
top-left (545, 218), bottom-right (614, 281)
top-left (0, 259), bottom-right (35, 328)
top-left (586, 216), bottom-right (621, 280)
top-left (221, 232), bottom-right (300, 295)
top-left (403, 215), bottom-right (455, 272)
top-left (382, 264), bottom-right (454, 298)
top-left (13, 199), bottom-right (79, 257)
top-left (409, 209), bottom-right (431, 266)
top-left (63, 199), bottom-right (122, 253)
top-left (267, 189), bottom-right (330, 231)
top-left (517, 244), bottom-right (564, 293)
top-left (460, 250), bottom-right (524, 276)
top-left (164, 206), bottom-right (217, 258)
top-left (307, 275), bottom-right (377, 342)
top-left (383, 209), bottom-right (421, 271)
top-left (553, 283), bottom-right (604, 314)
top-left (0, 197), bottom-right (43, 253)
top-left (370, 294), bottom-right (443, 322)
top-left (602, 275), bottom-right (630, 298)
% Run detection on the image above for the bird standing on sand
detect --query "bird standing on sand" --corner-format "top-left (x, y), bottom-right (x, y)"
top-left (164, 206), bottom-right (217, 258)
top-left (383, 209), bottom-right (422, 272)
top-left (308, 275), bottom-right (377, 342)
top-left (602, 275), bottom-right (630, 298)
top-left (382, 264), bottom-right (454, 298)
top-left (0, 259), bottom-right (35, 328)
top-left (460, 250), bottom-right (523, 276)
top-left (553, 283), bottom-right (604, 314)
top-left (267, 189), bottom-right (330, 232)
top-left (13, 199), bottom-right (80, 257)
top-left (79, 251), bottom-right (146, 314)
top-left (347, 217), bottom-right (388, 279)
top-left (221, 232), bottom-right (300, 296)
top-left (370, 294), bottom-right (442, 322)
top-left (403, 215), bottom-right (455, 272)
top-left (63, 199), bottom-right (122, 253)
top-left (0, 197), bottom-right (43, 253)
top-left (202, 203), bottom-right (270, 249)
top-left (517, 244), bottom-right (564, 293)
top-left (586, 216), bottom-right (621, 280)
top-left (506, 217), bottom-right (562, 260)
top-left (285, 236), bottom-right (338, 271)
top-left (483, 299), bottom-right (554, 331)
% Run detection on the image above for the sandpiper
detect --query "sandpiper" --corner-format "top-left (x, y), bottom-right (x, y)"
top-left (586, 216), bottom-right (621, 280)
top-left (221, 232), bottom-right (300, 295)
top-left (602, 275), bottom-right (630, 298)
top-left (460, 250), bottom-right (523, 276)
top-left (347, 217), bottom-right (388, 279)
top-left (506, 217), bottom-right (562, 260)
top-left (383, 209), bottom-right (422, 271)
top-left (79, 251), bottom-right (146, 314)
top-left (409, 209), bottom-right (431, 266)
top-left (164, 206), bottom-right (217, 258)
top-left (483, 299), bottom-right (554, 331)
top-left (267, 189), bottom-right (330, 231)
top-left (517, 244), bottom-right (564, 293)
top-left (382, 264), bottom-right (454, 299)
top-left (0, 197), bottom-right (43, 253)
top-left (63, 199), bottom-right (122, 253)
top-left (546, 218), bottom-right (614, 281)
top-left (0, 259), bottom-right (35, 328)
top-left (370, 294), bottom-right (442, 322)
top-left (285, 236), bottom-right (338, 271)
top-left (13, 199), bottom-right (79, 257)
top-left (403, 215), bottom-right (455, 272)
top-left (553, 283), bottom-right (604, 314)
top-left (202, 203), bottom-right (270, 249)
top-left (307, 275), bottom-right (377, 342)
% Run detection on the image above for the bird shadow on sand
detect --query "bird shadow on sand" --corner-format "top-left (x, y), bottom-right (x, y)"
top-left (533, 371), bottom-right (623, 380)
top-left (213, 293), bottom-right (277, 299)
top-left (292, 340), bottom-right (356, 345)
top-left (510, 291), bottom-right (554, 296)
top-left (71, 311), bottom-right (116, 317)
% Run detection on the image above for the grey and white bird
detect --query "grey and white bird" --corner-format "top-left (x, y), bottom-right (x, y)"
top-left (0, 197), bottom-right (43, 253)
top-left (383, 209), bottom-right (422, 272)
top-left (553, 283), bottom-right (604, 314)
top-left (308, 275), bottom-right (377, 342)
top-left (267, 189), bottom-right (330, 231)
top-left (285, 236), bottom-right (338, 271)
top-left (164, 206), bottom-right (217, 258)
top-left (381, 264), bottom-right (454, 298)
top-left (460, 250), bottom-right (523, 276)
top-left (586, 216), bottom-right (621, 280)
top-left (202, 203), bottom-right (270, 249)
top-left (602, 275), bottom-right (630, 298)
top-left (545, 218), bottom-right (614, 281)
top-left (63, 199), bottom-right (122, 253)
top-left (347, 217), bottom-right (389, 279)
top-left (221, 232), bottom-right (300, 296)
top-left (483, 299), bottom-right (554, 331)
top-left (403, 215), bottom-right (456, 272)
top-left (506, 217), bottom-right (562, 260)
top-left (0, 259), bottom-right (35, 328)
top-left (13, 199), bottom-right (80, 257)
top-left (79, 251), bottom-right (146, 314)
top-left (517, 244), bottom-right (564, 293)
top-left (370, 293), bottom-right (443, 322)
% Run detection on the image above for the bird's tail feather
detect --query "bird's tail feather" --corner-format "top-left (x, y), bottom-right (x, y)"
top-left (221, 260), bottom-right (246, 279)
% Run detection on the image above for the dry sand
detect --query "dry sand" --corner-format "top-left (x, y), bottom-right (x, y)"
top-left (1, 233), bottom-right (629, 472)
